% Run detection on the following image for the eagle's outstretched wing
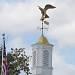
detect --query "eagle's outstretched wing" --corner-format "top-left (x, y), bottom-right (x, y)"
top-left (38, 6), bottom-right (44, 15)
top-left (44, 4), bottom-right (56, 11)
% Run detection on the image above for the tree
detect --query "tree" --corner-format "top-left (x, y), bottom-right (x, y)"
top-left (0, 47), bottom-right (31, 75)
top-left (7, 48), bottom-right (31, 75)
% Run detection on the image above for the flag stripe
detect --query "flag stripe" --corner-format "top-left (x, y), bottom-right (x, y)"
top-left (1, 35), bottom-right (7, 75)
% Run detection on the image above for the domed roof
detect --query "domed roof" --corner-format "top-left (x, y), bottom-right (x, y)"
top-left (36, 35), bottom-right (49, 44)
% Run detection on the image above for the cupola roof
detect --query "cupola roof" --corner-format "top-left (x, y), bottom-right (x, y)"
top-left (36, 34), bottom-right (49, 44)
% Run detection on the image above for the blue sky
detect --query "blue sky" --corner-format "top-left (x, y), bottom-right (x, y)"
top-left (0, 0), bottom-right (75, 75)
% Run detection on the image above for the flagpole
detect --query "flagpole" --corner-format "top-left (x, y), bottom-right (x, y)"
top-left (1, 33), bottom-right (6, 75)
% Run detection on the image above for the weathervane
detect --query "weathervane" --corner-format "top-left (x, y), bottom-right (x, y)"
top-left (38, 4), bottom-right (56, 35)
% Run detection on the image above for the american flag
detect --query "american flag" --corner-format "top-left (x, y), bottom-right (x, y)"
top-left (1, 35), bottom-right (7, 75)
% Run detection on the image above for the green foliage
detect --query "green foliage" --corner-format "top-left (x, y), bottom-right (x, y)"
top-left (0, 47), bottom-right (31, 75)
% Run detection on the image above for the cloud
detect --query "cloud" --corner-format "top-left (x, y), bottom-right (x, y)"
top-left (8, 37), bottom-right (25, 48)
top-left (7, 36), bottom-right (32, 54)
top-left (0, 2), bottom-right (40, 34)
top-left (0, 0), bottom-right (57, 34)
top-left (53, 52), bottom-right (75, 75)
top-left (46, 0), bottom-right (75, 46)
top-left (47, 19), bottom-right (75, 46)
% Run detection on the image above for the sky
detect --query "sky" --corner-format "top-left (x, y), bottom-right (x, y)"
top-left (0, 0), bottom-right (75, 75)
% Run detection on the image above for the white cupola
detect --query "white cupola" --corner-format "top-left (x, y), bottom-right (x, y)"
top-left (31, 34), bottom-right (54, 75)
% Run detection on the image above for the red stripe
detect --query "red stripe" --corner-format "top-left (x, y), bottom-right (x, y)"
top-left (2, 57), bottom-right (7, 75)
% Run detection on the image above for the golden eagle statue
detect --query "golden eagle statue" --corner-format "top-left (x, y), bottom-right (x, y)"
top-left (38, 4), bottom-right (56, 25)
